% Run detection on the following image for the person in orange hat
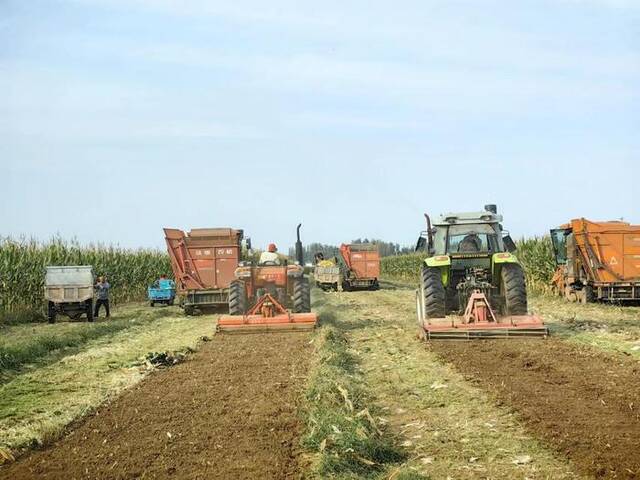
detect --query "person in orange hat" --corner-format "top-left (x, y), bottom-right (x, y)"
top-left (259, 243), bottom-right (280, 265)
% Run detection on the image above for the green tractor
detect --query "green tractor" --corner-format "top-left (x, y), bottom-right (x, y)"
top-left (415, 204), bottom-right (547, 339)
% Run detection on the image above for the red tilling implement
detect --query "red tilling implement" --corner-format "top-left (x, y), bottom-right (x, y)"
top-left (217, 293), bottom-right (317, 334)
top-left (418, 290), bottom-right (548, 340)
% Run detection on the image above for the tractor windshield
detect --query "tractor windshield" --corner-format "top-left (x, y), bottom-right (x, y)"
top-left (445, 224), bottom-right (500, 254)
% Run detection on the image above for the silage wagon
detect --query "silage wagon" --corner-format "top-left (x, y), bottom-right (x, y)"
top-left (551, 218), bottom-right (640, 302)
top-left (164, 227), bottom-right (245, 314)
top-left (339, 243), bottom-right (380, 291)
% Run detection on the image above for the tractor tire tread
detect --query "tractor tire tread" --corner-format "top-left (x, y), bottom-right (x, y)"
top-left (501, 263), bottom-right (528, 315)
top-left (421, 266), bottom-right (446, 317)
top-left (293, 277), bottom-right (311, 313)
top-left (228, 280), bottom-right (247, 315)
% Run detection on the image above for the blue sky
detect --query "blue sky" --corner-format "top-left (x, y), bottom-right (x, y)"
top-left (2, 0), bottom-right (638, 250)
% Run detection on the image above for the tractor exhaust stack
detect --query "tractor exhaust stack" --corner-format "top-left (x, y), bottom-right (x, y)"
top-left (295, 223), bottom-right (304, 266)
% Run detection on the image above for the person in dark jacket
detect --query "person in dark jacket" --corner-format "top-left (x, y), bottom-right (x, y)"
top-left (94, 276), bottom-right (111, 318)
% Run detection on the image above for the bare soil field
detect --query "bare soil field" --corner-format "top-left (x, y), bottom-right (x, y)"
top-left (0, 332), bottom-right (312, 480)
top-left (1, 284), bottom-right (638, 479)
top-left (432, 339), bottom-right (640, 479)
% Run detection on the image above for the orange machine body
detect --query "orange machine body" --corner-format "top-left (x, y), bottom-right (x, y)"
top-left (164, 227), bottom-right (244, 312)
top-left (551, 218), bottom-right (640, 302)
top-left (217, 263), bottom-right (317, 333)
top-left (339, 243), bottom-right (381, 291)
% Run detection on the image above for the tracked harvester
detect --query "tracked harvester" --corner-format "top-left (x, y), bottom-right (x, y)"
top-left (217, 224), bottom-right (317, 333)
top-left (414, 205), bottom-right (548, 340)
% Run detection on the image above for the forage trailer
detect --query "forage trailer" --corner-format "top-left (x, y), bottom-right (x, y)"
top-left (164, 227), bottom-right (245, 314)
top-left (339, 243), bottom-right (380, 291)
top-left (550, 218), bottom-right (640, 303)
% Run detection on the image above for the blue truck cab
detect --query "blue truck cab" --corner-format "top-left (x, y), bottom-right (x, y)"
top-left (148, 278), bottom-right (176, 306)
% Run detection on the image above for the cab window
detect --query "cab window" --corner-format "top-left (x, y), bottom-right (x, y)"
top-left (550, 229), bottom-right (569, 264)
top-left (446, 224), bottom-right (498, 253)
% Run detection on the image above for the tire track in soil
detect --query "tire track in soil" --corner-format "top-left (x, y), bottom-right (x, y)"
top-left (431, 339), bottom-right (640, 479)
top-left (0, 332), bottom-right (312, 480)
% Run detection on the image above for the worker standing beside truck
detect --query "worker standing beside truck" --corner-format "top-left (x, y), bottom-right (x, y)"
top-left (94, 276), bottom-right (111, 318)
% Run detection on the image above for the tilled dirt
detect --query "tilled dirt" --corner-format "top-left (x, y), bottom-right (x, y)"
top-left (0, 332), bottom-right (312, 480)
top-left (431, 339), bottom-right (640, 479)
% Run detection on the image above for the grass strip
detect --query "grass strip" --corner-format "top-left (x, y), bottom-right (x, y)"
top-left (302, 301), bottom-right (417, 479)
top-left (0, 307), bottom-right (173, 375)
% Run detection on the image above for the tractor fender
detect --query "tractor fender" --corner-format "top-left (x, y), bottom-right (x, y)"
top-left (424, 256), bottom-right (451, 287)
top-left (491, 252), bottom-right (520, 280)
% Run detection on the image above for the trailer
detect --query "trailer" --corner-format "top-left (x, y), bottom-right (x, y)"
top-left (164, 227), bottom-right (244, 314)
top-left (339, 243), bottom-right (380, 291)
top-left (313, 253), bottom-right (340, 291)
top-left (45, 266), bottom-right (95, 323)
top-left (551, 218), bottom-right (640, 302)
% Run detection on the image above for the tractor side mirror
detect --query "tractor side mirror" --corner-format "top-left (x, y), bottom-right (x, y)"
top-left (503, 235), bottom-right (517, 253)
top-left (415, 235), bottom-right (427, 252)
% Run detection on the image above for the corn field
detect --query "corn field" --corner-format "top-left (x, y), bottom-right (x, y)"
top-left (0, 237), bottom-right (171, 321)
top-left (381, 236), bottom-right (557, 293)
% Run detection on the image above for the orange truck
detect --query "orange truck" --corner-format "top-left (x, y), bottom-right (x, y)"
top-left (550, 218), bottom-right (640, 302)
top-left (339, 243), bottom-right (380, 291)
top-left (164, 227), bottom-right (245, 314)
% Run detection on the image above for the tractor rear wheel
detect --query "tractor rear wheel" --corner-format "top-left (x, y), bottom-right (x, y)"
top-left (501, 263), bottom-right (528, 315)
top-left (421, 266), bottom-right (446, 318)
top-left (293, 277), bottom-right (311, 313)
top-left (228, 280), bottom-right (247, 315)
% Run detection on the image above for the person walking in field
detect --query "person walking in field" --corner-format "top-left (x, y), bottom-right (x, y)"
top-left (94, 276), bottom-right (111, 318)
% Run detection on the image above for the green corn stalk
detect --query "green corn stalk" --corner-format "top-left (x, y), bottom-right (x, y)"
top-left (0, 236), bottom-right (172, 322)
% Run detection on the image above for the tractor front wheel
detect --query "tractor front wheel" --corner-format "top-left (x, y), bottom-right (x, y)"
top-left (501, 263), bottom-right (528, 315)
top-left (228, 280), bottom-right (247, 315)
top-left (293, 277), bottom-right (311, 313)
top-left (420, 266), bottom-right (446, 318)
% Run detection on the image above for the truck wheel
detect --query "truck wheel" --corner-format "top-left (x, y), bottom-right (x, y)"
top-left (86, 300), bottom-right (94, 322)
top-left (150, 301), bottom-right (155, 307)
top-left (293, 277), bottom-right (311, 313)
top-left (48, 301), bottom-right (56, 324)
top-left (501, 263), bottom-right (528, 315)
top-left (228, 280), bottom-right (247, 315)
top-left (421, 266), bottom-right (446, 318)
top-left (168, 298), bottom-right (174, 306)
top-left (580, 285), bottom-right (595, 304)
